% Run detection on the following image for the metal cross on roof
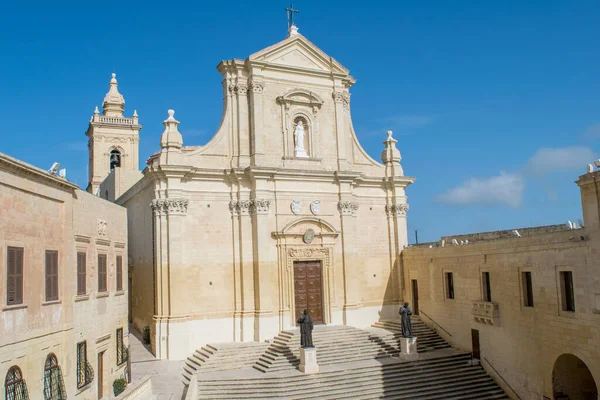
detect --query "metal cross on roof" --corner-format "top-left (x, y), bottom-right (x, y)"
top-left (285, 4), bottom-right (299, 30)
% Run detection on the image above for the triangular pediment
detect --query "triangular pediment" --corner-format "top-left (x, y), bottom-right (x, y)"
top-left (248, 34), bottom-right (349, 75)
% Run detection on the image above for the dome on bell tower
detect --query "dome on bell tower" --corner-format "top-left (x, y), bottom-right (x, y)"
top-left (102, 73), bottom-right (125, 117)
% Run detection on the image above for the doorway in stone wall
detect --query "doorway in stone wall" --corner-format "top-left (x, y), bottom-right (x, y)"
top-left (411, 279), bottom-right (419, 315)
top-left (294, 260), bottom-right (324, 324)
top-left (471, 329), bottom-right (480, 360)
top-left (552, 353), bottom-right (597, 400)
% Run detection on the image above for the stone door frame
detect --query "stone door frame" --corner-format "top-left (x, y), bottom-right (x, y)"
top-left (272, 217), bottom-right (339, 331)
top-left (287, 247), bottom-right (332, 326)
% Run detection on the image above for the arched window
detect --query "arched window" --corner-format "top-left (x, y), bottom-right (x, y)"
top-left (43, 354), bottom-right (66, 400)
top-left (5, 365), bottom-right (29, 400)
top-left (109, 149), bottom-right (121, 170)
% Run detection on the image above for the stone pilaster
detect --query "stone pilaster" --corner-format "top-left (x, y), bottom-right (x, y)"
top-left (150, 198), bottom-right (188, 359)
top-left (249, 79), bottom-right (266, 166)
top-left (332, 90), bottom-right (351, 170)
top-left (337, 196), bottom-right (362, 323)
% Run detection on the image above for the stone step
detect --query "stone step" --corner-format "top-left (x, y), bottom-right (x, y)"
top-left (203, 360), bottom-right (480, 390)
top-left (197, 356), bottom-right (505, 399)
top-left (211, 355), bottom-right (474, 386)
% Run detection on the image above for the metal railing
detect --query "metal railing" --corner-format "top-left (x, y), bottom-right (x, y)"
top-left (419, 310), bottom-right (453, 337)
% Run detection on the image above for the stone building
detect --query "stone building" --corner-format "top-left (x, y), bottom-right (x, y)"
top-left (89, 25), bottom-right (414, 360)
top-left (401, 168), bottom-right (600, 400)
top-left (0, 153), bottom-right (129, 399)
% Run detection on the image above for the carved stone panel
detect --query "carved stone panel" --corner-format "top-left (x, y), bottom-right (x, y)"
top-left (338, 201), bottom-right (358, 216)
top-left (151, 198), bottom-right (189, 216)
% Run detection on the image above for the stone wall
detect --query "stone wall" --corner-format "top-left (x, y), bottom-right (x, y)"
top-left (402, 223), bottom-right (600, 399)
top-left (0, 152), bottom-right (129, 399)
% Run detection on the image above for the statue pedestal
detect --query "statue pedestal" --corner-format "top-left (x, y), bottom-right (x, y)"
top-left (400, 336), bottom-right (418, 355)
top-left (295, 149), bottom-right (309, 158)
top-left (299, 347), bottom-right (319, 374)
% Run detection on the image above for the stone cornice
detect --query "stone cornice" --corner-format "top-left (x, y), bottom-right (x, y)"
top-left (151, 198), bottom-right (189, 216)
top-left (0, 152), bottom-right (79, 192)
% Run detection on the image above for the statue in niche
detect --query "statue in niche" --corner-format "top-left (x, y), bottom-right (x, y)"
top-left (294, 120), bottom-right (309, 158)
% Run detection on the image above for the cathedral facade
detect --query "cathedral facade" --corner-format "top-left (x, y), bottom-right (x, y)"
top-left (90, 27), bottom-right (413, 360)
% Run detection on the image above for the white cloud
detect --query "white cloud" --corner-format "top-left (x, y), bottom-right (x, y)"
top-left (525, 146), bottom-right (595, 174)
top-left (437, 172), bottom-right (525, 208)
top-left (584, 123), bottom-right (600, 139)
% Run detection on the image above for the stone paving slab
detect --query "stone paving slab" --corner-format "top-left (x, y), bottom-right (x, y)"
top-left (129, 325), bottom-right (186, 400)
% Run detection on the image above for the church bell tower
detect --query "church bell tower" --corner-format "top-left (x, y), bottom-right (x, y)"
top-left (86, 73), bottom-right (142, 194)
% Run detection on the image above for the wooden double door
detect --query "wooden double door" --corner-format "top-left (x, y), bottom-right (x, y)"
top-left (294, 260), bottom-right (324, 324)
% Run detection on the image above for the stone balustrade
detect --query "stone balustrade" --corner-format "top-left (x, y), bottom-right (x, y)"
top-left (472, 300), bottom-right (499, 325)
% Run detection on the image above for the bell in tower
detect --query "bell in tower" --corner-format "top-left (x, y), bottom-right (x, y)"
top-left (109, 150), bottom-right (121, 170)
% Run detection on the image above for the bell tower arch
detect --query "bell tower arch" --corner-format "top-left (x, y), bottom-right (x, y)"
top-left (85, 73), bottom-right (142, 194)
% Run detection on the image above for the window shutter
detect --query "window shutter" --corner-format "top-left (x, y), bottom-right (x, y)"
top-left (77, 253), bottom-right (86, 295)
top-left (7, 247), bottom-right (23, 305)
top-left (45, 251), bottom-right (52, 301)
top-left (116, 256), bottom-right (122, 291)
top-left (98, 255), bottom-right (107, 292)
top-left (45, 251), bottom-right (59, 301)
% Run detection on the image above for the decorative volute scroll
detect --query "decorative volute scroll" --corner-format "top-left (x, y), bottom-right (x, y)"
top-left (229, 199), bottom-right (271, 215)
top-left (385, 203), bottom-right (409, 217)
top-left (332, 90), bottom-right (350, 110)
top-left (338, 201), bottom-right (359, 216)
top-left (151, 198), bottom-right (189, 216)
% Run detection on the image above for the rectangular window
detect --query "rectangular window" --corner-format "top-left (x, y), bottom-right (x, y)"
top-left (77, 341), bottom-right (93, 388)
top-left (77, 252), bottom-right (87, 295)
top-left (522, 271), bottom-right (534, 307)
top-left (45, 250), bottom-right (59, 301)
top-left (6, 247), bottom-right (24, 305)
top-left (98, 254), bottom-right (107, 292)
top-left (445, 272), bottom-right (455, 299)
top-left (560, 271), bottom-right (575, 312)
top-left (116, 256), bottom-right (123, 291)
top-left (482, 272), bottom-right (492, 302)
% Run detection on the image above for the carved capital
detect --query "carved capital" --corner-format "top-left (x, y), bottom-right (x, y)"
top-left (332, 91), bottom-right (350, 109)
top-left (250, 199), bottom-right (271, 215)
top-left (229, 199), bottom-right (270, 215)
top-left (151, 198), bottom-right (189, 216)
top-left (236, 84), bottom-right (248, 96)
top-left (250, 81), bottom-right (265, 94)
top-left (338, 201), bottom-right (359, 216)
top-left (385, 203), bottom-right (409, 217)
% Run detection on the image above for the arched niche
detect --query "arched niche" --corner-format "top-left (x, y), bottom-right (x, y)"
top-left (277, 89), bottom-right (324, 159)
top-left (553, 353), bottom-right (598, 400)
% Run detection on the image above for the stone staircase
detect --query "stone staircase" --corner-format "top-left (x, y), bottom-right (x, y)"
top-left (372, 316), bottom-right (452, 353)
top-left (194, 353), bottom-right (510, 399)
top-left (253, 325), bottom-right (397, 373)
top-left (182, 341), bottom-right (269, 386)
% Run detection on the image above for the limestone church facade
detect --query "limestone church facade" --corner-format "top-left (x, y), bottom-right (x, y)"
top-left (88, 27), bottom-right (413, 360)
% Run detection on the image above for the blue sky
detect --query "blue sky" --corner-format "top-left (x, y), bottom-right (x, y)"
top-left (1, 1), bottom-right (599, 243)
